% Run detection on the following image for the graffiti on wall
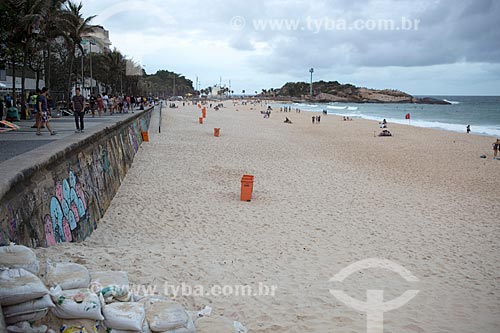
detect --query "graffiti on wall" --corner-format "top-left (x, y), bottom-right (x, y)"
top-left (0, 110), bottom-right (152, 247)
top-left (43, 171), bottom-right (87, 245)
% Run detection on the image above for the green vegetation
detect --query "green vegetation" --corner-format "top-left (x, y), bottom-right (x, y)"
top-left (272, 80), bottom-right (358, 97)
top-left (0, 0), bottom-right (194, 112)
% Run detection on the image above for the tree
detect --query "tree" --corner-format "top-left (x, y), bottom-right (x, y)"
top-left (63, 1), bottom-right (96, 108)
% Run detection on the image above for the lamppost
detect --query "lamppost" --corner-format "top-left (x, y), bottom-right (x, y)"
top-left (309, 67), bottom-right (314, 98)
top-left (89, 38), bottom-right (95, 95)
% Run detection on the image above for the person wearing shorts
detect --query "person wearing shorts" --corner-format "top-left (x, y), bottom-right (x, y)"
top-left (36, 87), bottom-right (56, 136)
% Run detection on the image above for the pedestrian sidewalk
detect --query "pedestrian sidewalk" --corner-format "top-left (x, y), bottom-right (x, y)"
top-left (0, 112), bottom-right (140, 163)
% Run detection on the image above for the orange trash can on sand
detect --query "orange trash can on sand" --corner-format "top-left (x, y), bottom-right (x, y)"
top-left (214, 128), bottom-right (220, 137)
top-left (240, 175), bottom-right (254, 201)
top-left (202, 108), bottom-right (207, 118)
top-left (141, 131), bottom-right (149, 142)
top-left (199, 117), bottom-right (203, 124)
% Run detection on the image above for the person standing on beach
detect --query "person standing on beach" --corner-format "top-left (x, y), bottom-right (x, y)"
top-left (312, 116), bottom-right (315, 124)
top-left (493, 139), bottom-right (500, 159)
top-left (72, 87), bottom-right (86, 133)
top-left (36, 87), bottom-right (56, 136)
top-left (317, 115), bottom-right (321, 124)
top-left (466, 125), bottom-right (471, 134)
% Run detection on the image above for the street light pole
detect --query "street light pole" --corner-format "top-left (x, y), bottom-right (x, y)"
top-left (309, 68), bottom-right (314, 98)
top-left (89, 40), bottom-right (93, 95)
top-left (172, 75), bottom-right (176, 97)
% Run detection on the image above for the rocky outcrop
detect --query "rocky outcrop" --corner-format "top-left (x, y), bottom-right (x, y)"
top-left (269, 81), bottom-right (450, 104)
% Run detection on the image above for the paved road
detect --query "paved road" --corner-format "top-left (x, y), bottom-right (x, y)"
top-left (0, 111), bottom-right (141, 163)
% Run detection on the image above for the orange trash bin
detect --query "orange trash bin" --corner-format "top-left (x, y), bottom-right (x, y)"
top-left (240, 175), bottom-right (254, 201)
top-left (214, 128), bottom-right (220, 137)
top-left (199, 117), bottom-right (203, 124)
top-left (141, 131), bottom-right (149, 142)
top-left (202, 109), bottom-right (207, 118)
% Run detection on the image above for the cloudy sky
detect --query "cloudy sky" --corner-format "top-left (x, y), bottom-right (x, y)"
top-left (82, 0), bottom-right (500, 96)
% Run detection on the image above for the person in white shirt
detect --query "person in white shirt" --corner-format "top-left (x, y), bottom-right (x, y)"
top-left (102, 93), bottom-right (109, 113)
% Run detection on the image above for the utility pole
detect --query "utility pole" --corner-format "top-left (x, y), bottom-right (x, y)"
top-left (172, 75), bottom-right (176, 97)
top-left (89, 39), bottom-right (93, 95)
top-left (309, 68), bottom-right (314, 98)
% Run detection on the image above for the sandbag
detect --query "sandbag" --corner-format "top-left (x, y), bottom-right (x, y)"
top-left (49, 286), bottom-right (104, 321)
top-left (144, 300), bottom-right (190, 332)
top-left (163, 316), bottom-right (195, 333)
top-left (90, 271), bottom-right (131, 303)
top-left (4, 309), bottom-right (48, 325)
top-left (3, 294), bottom-right (54, 318)
top-left (109, 319), bottom-right (151, 333)
top-left (0, 245), bottom-right (40, 275)
top-left (1, 307), bottom-right (6, 332)
top-left (58, 319), bottom-right (100, 333)
top-left (6, 321), bottom-right (48, 333)
top-left (45, 262), bottom-right (90, 290)
top-left (103, 302), bottom-right (145, 332)
top-left (0, 268), bottom-right (49, 306)
top-left (195, 316), bottom-right (247, 333)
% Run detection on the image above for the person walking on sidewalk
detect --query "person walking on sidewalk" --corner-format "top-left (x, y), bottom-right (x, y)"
top-left (72, 87), bottom-right (86, 133)
top-left (36, 87), bottom-right (56, 136)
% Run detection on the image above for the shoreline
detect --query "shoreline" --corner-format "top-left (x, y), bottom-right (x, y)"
top-left (268, 100), bottom-right (500, 138)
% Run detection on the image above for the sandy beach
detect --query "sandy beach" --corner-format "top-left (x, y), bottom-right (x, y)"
top-left (36, 101), bottom-right (500, 333)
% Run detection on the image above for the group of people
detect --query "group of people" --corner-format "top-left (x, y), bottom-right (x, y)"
top-left (0, 94), bottom-right (21, 123)
top-left (280, 106), bottom-right (301, 113)
top-left (1, 88), bottom-right (56, 135)
top-left (70, 91), bottom-right (152, 133)
top-left (378, 119), bottom-right (392, 136)
top-left (312, 115), bottom-right (321, 124)
top-left (27, 87), bottom-right (56, 136)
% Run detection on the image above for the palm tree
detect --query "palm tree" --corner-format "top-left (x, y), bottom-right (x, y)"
top-left (2, 0), bottom-right (47, 112)
top-left (63, 1), bottom-right (96, 107)
top-left (40, 0), bottom-right (71, 90)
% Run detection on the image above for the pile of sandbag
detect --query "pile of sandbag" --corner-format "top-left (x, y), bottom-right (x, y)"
top-left (0, 244), bottom-right (248, 333)
top-left (0, 244), bottom-right (54, 326)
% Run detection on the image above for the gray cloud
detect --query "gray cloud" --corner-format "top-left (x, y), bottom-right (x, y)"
top-left (81, 0), bottom-right (500, 94)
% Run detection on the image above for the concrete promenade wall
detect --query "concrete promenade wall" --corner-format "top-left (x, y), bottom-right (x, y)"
top-left (0, 107), bottom-right (154, 247)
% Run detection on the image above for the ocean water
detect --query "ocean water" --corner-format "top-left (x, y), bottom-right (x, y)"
top-left (272, 96), bottom-right (500, 137)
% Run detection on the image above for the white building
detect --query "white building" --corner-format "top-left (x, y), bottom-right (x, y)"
top-left (81, 26), bottom-right (112, 54)
top-left (0, 68), bottom-right (45, 95)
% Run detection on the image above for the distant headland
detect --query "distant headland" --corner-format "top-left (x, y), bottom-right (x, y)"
top-left (259, 81), bottom-right (451, 105)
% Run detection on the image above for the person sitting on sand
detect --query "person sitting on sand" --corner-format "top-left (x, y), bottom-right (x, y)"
top-left (493, 139), bottom-right (500, 159)
top-left (284, 117), bottom-right (292, 124)
top-left (378, 129), bottom-right (392, 137)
